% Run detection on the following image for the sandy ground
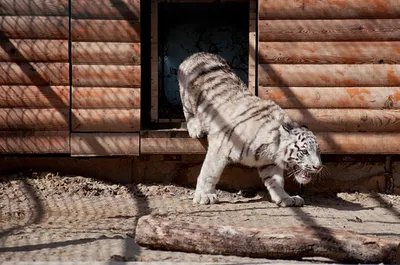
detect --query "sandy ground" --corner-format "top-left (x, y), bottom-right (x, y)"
top-left (0, 171), bottom-right (399, 263)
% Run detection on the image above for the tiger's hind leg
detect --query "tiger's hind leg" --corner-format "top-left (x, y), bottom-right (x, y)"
top-left (258, 164), bottom-right (305, 207)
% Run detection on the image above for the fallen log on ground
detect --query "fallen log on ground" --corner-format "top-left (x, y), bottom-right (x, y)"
top-left (135, 215), bottom-right (400, 264)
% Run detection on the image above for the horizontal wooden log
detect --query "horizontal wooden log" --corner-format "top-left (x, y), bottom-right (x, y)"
top-left (258, 64), bottom-right (400, 87)
top-left (0, 108), bottom-right (69, 130)
top-left (136, 215), bottom-right (400, 264)
top-left (258, 42), bottom-right (400, 64)
top-left (71, 19), bottom-right (140, 42)
top-left (140, 130), bottom-right (400, 154)
top-left (0, 0), bottom-right (69, 16)
top-left (71, 133), bottom-right (139, 156)
top-left (0, 85), bottom-right (69, 108)
top-left (72, 87), bottom-right (140, 109)
top-left (72, 109), bottom-right (140, 132)
top-left (258, 87), bottom-right (400, 109)
top-left (72, 65), bottom-right (140, 87)
top-left (318, 132), bottom-right (400, 154)
top-left (259, 19), bottom-right (400, 42)
top-left (0, 39), bottom-right (68, 62)
top-left (0, 62), bottom-right (69, 85)
top-left (0, 131), bottom-right (69, 154)
top-left (259, 0), bottom-right (400, 19)
top-left (286, 109), bottom-right (400, 132)
top-left (72, 0), bottom-right (140, 20)
top-left (141, 130), bottom-right (208, 154)
top-left (72, 42), bottom-right (140, 65)
top-left (0, 16), bottom-right (68, 39)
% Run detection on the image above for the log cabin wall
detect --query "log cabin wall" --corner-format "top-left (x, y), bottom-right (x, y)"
top-left (0, 0), bottom-right (399, 157)
top-left (0, 0), bottom-right (399, 193)
top-left (258, 0), bottom-right (400, 154)
top-left (70, 0), bottom-right (140, 156)
top-left (0, 0), bottom-right (70, 154)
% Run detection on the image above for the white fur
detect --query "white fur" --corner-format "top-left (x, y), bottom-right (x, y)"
top-left (179, 53), bottom-right (322, 207)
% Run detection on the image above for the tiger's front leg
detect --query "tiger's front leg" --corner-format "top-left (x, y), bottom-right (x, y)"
top-left (258, 164), bottom-right (304, 207)
top-left (193, 146), bottom-right (228, 205)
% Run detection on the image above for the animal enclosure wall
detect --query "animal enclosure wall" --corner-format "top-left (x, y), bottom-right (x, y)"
top-left (0, 0), bottom-right (70, 154)
top-left (0, 0), bottom-right (141, 156)
top-left (258, 0), bottom-right (400, 154)
top-left (0, 0), bottom-right (399, 156)
top-left (70, 0), bottom-right (141, 156)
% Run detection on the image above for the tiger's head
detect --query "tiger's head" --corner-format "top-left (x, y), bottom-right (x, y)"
top-left (280, 124), bottom-right (322, 185)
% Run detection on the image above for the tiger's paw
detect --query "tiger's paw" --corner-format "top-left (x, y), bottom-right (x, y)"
top-left (193, 190), bottom-right (218, 205)
top-left (276, 195), bottom-right (305, 207)
top-left (187, 117), bottom-right (205, 139)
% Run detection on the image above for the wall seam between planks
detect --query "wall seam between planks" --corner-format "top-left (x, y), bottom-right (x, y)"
top-left (68, 0), bottom-right (73, 155)
top-left (255, 0), bottom-right (259, 97)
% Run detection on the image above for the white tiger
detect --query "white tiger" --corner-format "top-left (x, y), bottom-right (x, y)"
top-left (178, 52), bottom-right (322, 207)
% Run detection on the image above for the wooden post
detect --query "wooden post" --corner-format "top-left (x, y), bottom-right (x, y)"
top-left (150, 0), bottom-right (159, 122)
top-left (248, 0), bottom-right (257, 95)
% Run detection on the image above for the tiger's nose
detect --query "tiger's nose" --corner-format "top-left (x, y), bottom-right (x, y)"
top-left (312, 165), bottom-right (322, 172)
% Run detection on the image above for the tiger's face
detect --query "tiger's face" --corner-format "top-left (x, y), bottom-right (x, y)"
top-left (284, 126), bottom-right (322, 184)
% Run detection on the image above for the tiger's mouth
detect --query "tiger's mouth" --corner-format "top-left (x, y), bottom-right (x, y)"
top-left (293, 165), bottom-right (312, 185)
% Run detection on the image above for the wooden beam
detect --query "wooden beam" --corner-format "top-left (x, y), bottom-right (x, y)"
top-left (72, 0), bottom-right (140, 20)
top-left (248, 0), bottom-right (257, 95)
top-left (0, 0), bottom-right (69, 16)
top-left (0, 131), bottom-right (69, 154)
top-left (72, 87), bottom-right (140, 109)
top-left (140, 130), bottom-right (400, 154)
top-left (0, 16), bottom-right (68, 39)
top-left (71, 19), bottom-right (140, 42)
top-left (317, 132), bottom-right (400, 154)
top-left (0, 39), bottom-right (68, 62)
top-left (258, 42), bottom-right (400, 64)
top-left (258, 87), bottom-right (400, 109)
top-left (136, 215), bottom-right (400, 264)
top-left (150, 0), bottom-right (159, 122)
top-left (259, 19), bottom-right (400, 42)
top-left (0, 62), bottom-right (69, 85)
top-left (258, 64), bottom-right (400, 87)
top-left (72, 109), bottom-right (140, 132)
top-left (72, 65), bottom-right (140, 87)
top-left (0, 85), bottom-right (70, 108)
top-left (141, 130), bottom-right (207, 154)
top-left (72, 42), bottom-right (140, 65)
top-left (259, 0), bottom-right (400, 19)
top-left (71, 133), bottom-right (139, 156)
top-left (286, 109), bottom-right (400, 132)
top-left (0, 108), bottom-right (69, 131)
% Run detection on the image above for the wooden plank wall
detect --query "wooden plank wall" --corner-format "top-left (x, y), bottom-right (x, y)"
top-left (258, 0), bottom-right (400, 154)
top-left (70, 0), bottom-right (141, 156)
top-left (0, 0), bottom-right (70, 153)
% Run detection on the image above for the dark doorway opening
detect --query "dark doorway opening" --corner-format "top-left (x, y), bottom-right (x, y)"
top-left (157, 2), bottom-right (250, 121)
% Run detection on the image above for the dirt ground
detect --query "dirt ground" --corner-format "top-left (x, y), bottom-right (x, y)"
top-left (0, 171), bottom-right (399, 263)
